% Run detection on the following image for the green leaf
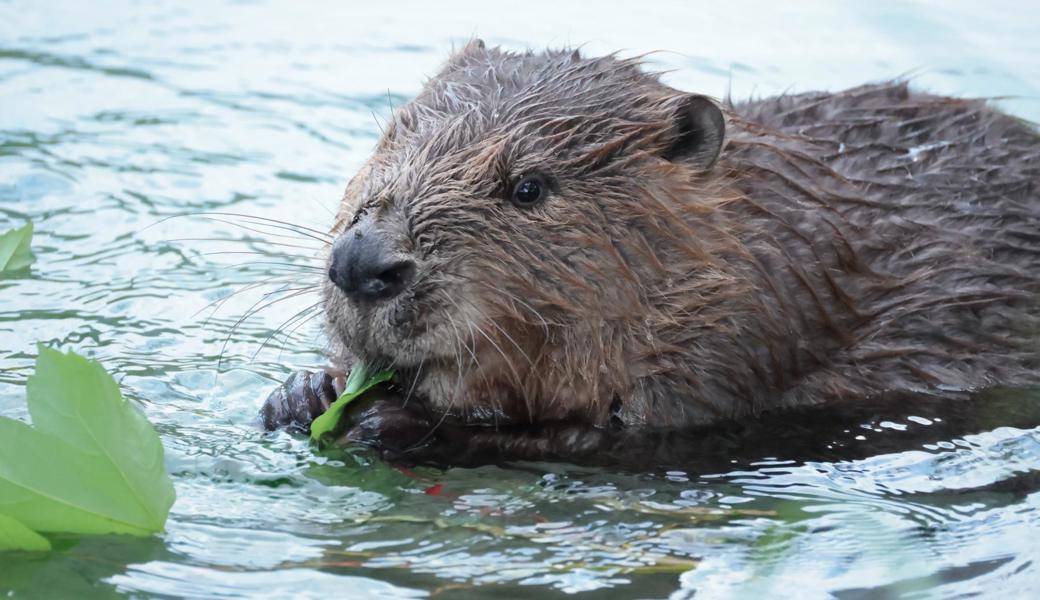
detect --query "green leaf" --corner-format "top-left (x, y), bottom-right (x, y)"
top-left (0, 222), bottom-right (34, 273)
top-left (0, 346), bottom-right (175, 536)
top-left (0, 513), bottom-right (51, 552)
top-left (310, 364), bottom-right (394, 445)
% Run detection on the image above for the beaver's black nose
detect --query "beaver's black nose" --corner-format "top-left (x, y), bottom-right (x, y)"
top-left (329, 223), bottom-right (415, 303)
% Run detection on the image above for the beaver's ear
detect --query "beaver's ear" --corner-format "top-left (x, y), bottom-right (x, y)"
top-left (663, 95), bottom-right (725, 171)
top-left (448, 38), bottom-right (486, 62)
top-left (441, 39), bottom-right (487, 75)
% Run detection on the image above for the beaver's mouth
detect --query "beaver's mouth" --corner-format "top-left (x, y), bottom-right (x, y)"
top-left (334, 280), bottom-right (480, 369)
top-left (364, 324), bottom-right (466, 371)
top-left (331, 279), bottom-right (541, 419)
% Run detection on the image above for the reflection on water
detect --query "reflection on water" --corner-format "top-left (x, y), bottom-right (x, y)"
top-left (1, 0), bottom-right (1039, 597)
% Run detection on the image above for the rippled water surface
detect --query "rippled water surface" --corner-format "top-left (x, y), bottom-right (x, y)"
top-left (2, 1), bottom-right (1040, 597)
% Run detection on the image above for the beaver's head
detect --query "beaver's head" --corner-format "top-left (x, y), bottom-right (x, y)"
top-left (323, 41), bottom-right (732, 424)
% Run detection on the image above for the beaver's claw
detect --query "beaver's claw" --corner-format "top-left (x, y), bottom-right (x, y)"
top-left (259, 368), bottom-right (346, 434)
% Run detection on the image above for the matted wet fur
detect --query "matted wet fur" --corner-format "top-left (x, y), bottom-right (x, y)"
top-left (261, 41), bottom-right (1040, 464)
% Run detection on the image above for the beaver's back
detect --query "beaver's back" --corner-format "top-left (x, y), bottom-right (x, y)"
top-left (721, 83), bottom-right (1040, 405)
top-left (735, 82), bottom-right (1039, 195)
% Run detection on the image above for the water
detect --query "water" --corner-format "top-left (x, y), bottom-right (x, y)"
top-left (2, 0), bottom-right (1039, 597)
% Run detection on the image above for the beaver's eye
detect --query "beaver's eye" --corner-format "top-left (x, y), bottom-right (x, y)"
top-left (511, 176), bottom-right (545, 208)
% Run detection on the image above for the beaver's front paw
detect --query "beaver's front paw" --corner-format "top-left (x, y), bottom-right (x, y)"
top-left (259, 368), bottom-right (346, 434)
top-left (339, 396), bottom-right (436, 459)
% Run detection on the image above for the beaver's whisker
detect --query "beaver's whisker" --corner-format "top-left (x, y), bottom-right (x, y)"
top-left (274, 307), bottom-right (322, 359)
top-left (454, 304), bottom-right (525, 390)
top-left (193, 276), bottom-right (308, 323)
top-left (445, 295), bottom-right (528, 382)
top-left (214, 279), bottom-right (302, 373)
top-left (491, 288), bottom-right (555, 333)
top-left (149, 212), bottom-right (330, 246)
top-left (170, 238), bottom-right (324, 252)
top-left (455, 273), bottom-right (556, 332)
top-left (475, 321), bottom-right (528, 417)
top-left (542, 366), bottom-right (566, 413)
top-left (217, 286), bottom-right (320, 373)
top-left (405, 311), bottom-right (469, 451)
top-left (443, 304), bottom-right (495, 405)
top-left (187, 211), bottom-right (334, 241)
top-left (276, 306), bottom-right (325, 361)
top-left (214, 260), bottom-right (325, 273)
top-left (448, 316), bottom-right (492, 417)
top-left (438, 307), bottom-right (472, 370)
top-left (452, 294), bottom-right (535, 371)
top-left (307, 196), bottom-right (338, 219)
top-left (465, 318), bottom-right (506, 429)
top-left (192, 215), bottom-right (332, 246)
top-left (252, 300), bottom-right (325, 363)
top-left (447, 312), bottom-right (467, 400)
top-left (402, 355), bottom-right (425, 408)
top-left (198, 251), bottom-right (324, 265)
top-left (234, 287), bottom-right (320, 342)
top-left (409, 400), bottom-right (456, 454)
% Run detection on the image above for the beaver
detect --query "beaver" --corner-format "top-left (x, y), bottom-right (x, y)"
top-left (260, 40), bottom-right (1040, 465)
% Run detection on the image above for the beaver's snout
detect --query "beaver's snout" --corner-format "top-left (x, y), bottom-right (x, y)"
top-left (329, 218), bottom-right (416, 303)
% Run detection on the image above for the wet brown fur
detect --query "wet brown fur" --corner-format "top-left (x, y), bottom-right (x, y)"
top-left (322, 41), bottom-right (1040, 431)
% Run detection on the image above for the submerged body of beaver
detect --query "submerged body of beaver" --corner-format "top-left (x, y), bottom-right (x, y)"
top-left (261, 42), bottom-right (1040, 465)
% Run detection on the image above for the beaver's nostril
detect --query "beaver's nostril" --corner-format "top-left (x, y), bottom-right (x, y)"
top-left (329, 223), bottom-right (415, 303)
top-left (358, 260), bottom-right (415, 301)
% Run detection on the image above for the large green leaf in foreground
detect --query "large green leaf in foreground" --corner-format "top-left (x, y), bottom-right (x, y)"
top-left (0, 513), bottom-right (51, 552)
top-left (310, 364), bottom-right (394, 445)
top-left (0, 346), bottom-right (175, 536)
top-left (0, 222), bottom-right (34, 272)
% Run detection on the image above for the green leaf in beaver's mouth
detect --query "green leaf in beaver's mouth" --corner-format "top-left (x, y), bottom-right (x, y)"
top-left (0, 222), bottom-right (34, 273)
top-left (309, 364), bottom-right (394, 446)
